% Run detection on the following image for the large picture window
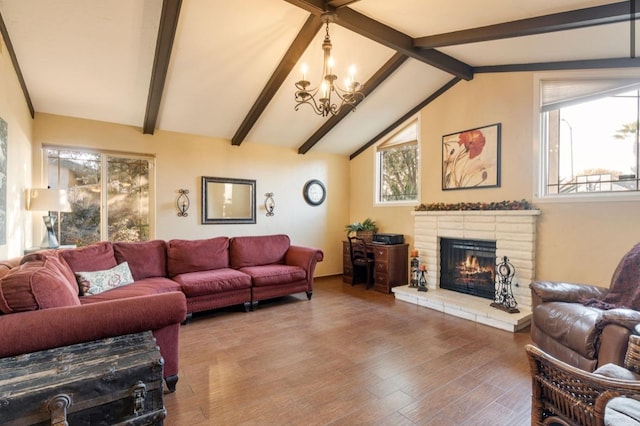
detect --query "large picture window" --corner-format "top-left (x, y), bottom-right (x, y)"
top-left (375, 118), bottom-right (419, 204)
top-left (45, 147), bottom-right (154, 246)
top-left (538, 76), bottom-right (640, 199)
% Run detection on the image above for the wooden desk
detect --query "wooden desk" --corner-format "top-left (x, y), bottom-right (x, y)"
top-left (343, 241), bottom-right (408, 293)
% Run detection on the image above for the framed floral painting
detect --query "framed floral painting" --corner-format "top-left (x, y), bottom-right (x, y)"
top-left (442, 123), bottom-right (501, 190)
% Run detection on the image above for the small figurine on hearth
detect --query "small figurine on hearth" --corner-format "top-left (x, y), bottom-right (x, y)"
top-left (418, 263), bottom-right (428, 292)
top-left (410, 250), bottom-right (419, 288)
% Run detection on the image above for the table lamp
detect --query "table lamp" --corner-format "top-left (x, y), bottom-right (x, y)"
top-left (28, 188), bottom-right (71, 248)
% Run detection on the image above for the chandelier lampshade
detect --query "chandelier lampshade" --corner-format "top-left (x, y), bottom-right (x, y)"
top-left (295, 11), bottom-right (364, 117)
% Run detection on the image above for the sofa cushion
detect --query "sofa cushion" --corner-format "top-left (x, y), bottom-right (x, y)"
top-left (21, 251), bottom-right (77, 288)
top-left (60, 242), bottom-right (117, 273)
top-left (114, 240), bottom-right (167, 280)
top-left (595, 363), bottom-right (640, 381)
top-left (80, 277), bottom-right (182, 303)
top-left (605, 397), bottom-right (640, 426)
top-left (238, 264), bottom-right (306, 287)
top-left (533, 301), bottom-right (603, 359)
top-left (167, 237), bottom-right (229, 276)
top-left (229, 234), bottom-right (290, 269)
top-left (75, 262), bottom-right (134, 295)
top-left (0, 258), bottom-right (81, 313)
top-left (172, 268), bottom-right (251, 297)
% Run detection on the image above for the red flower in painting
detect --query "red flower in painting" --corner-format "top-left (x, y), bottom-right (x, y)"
top-left (458, 130), bottom-right (486, 159)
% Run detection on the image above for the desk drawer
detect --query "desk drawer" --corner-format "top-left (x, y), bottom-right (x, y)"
top-left (373, 246), bottom-right (388, 261)
top-left (374, 273), bottom-right (389, 293)
top-left (375, 261), bottom-right (388, 274)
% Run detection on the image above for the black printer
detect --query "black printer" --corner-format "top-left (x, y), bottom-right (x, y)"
top-left (372, 233), bottom-right (404, 245)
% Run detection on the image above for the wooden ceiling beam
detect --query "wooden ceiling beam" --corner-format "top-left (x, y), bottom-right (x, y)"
top-left (327, 0), bottom-right (361, 8)
top-left (232, 14), bottom-right (323, 146)
top-left (474, 57), bottom-right (640, 73)
top-left (298, 52), bottom-right (408, 154)
top-left (283, 0), bottom-right (473, 80)
top-left (0, 11), bottom-right (34, 118)
top-left (143, 0), bottom-right (182, 135)
top-left (350, 76), bottom-right (462, 159)
top-left (415, 1), bottom-right (639, 49)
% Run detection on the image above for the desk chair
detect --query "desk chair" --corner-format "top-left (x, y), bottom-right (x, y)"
top-left (348, 236), bottom-right (375, 288)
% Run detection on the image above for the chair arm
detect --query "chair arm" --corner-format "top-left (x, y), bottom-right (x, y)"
top-left (597, 309), bottom-right (640, 332)
top-left (0, 291), bottom-right (187, 358)
top-left (530, 280), bottom-right (609, 304)
top-left (526, 344), bottom-right (640, 425)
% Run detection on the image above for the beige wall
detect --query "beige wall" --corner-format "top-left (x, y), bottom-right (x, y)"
top-left (10, 67), bottom-right (640, 286)
top-left (32, 113), bottom-right (349, 276)
top-left (350, 71), bottom-right (640, 288)
top-left (0, 33), bottom-right (34, 258)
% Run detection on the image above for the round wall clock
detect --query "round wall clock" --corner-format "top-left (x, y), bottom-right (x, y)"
top-left (303, 179), bottom-right (326, 206)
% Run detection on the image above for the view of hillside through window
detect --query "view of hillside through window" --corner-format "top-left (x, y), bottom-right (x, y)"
top-left (45, 148), bottom-right (151, 246)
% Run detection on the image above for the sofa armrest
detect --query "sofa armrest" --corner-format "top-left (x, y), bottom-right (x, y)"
top-left (530, 281), bottom-right (609, 305)
top-left (285, 245), bottom-right (324, 282)
top-left (0, 291), bottom-right (187, 358)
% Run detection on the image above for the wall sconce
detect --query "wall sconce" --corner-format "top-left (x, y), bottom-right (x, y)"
top-left (264, 193), bottom-right (275, 217)
top-left (177, 189), bottom-right (190, 217)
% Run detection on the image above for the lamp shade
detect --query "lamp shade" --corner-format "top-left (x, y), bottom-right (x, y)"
top-left (29, 188), bottom-right (71, 212)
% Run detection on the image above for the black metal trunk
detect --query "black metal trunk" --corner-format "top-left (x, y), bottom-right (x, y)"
top-left (0, 331), bottom-right (165, 425)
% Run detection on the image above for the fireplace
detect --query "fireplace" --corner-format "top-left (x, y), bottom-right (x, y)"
top-left (393, 210), bottom-right (539, 332)
top-left (440, 238), bottom-right (496, 300)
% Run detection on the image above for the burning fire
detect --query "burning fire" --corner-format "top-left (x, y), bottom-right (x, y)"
top-left (457, 255), bottom-right (494, 279)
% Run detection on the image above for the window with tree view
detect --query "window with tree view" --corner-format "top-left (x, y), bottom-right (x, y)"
top-left (376, 119), bottom-right (419, 204)
top-left (540, 78), bottom-right (640, 197)
top-left (45, 147), bottom-right (153, 246)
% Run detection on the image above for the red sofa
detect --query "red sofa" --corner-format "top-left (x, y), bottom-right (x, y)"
top-left (0, 234), bottom-right (323, 392)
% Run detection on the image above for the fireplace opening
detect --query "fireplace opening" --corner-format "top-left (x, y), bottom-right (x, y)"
top-left (440, 238), bottom-right (496, 300)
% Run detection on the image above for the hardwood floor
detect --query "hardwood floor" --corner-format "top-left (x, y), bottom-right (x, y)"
top-left (164, 275), bottom-right (533, 425)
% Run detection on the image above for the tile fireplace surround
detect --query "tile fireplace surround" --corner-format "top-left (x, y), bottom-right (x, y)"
top-left (392, 210), bottom-right (540, 332)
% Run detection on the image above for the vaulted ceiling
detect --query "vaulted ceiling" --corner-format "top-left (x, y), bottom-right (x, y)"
top-left (0, 0), bottom-right (638, 157)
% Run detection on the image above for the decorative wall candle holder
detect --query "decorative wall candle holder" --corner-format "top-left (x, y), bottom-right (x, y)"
top-left (264, 193), bottom-right (275, 217)
top-left (177, 189), bottom-right (190, 217)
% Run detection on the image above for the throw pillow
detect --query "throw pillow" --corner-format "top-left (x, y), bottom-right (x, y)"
top-left (76, 262), bottom-right (134, 296)
top-left (594, 363), bottom-right (640, 381)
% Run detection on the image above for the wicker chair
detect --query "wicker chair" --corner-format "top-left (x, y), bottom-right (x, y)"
top-left (526, 336), bottom-right (640, 426)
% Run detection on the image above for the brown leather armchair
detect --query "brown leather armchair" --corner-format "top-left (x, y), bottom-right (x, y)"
top-left (530, 242), bottom-right (640, 372)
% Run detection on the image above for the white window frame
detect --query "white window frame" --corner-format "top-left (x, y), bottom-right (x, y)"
top-left (374, 116), bottom-right (421, 207)
top-left (533, 69), bottom-right (640, 204)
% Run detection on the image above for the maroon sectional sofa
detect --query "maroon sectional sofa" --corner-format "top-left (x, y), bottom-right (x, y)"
top-left (0, 234), bottom-right (323, 393)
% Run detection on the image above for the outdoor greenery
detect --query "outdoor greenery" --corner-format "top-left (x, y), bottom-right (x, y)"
top-left (47, 148), bottom-right (150, 246)
top-left (379, 144), bottom-right (417, 202)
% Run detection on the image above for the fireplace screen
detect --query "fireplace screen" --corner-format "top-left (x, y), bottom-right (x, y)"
top-left (440, 238), bottom-right (496, 300)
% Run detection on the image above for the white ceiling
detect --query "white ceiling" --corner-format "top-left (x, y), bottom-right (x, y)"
top-left (0, 0), bottom-right (637, 156)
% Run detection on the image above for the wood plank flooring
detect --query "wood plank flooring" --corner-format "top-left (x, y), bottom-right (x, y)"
top-left (164, 275), bottom-right (533, 425)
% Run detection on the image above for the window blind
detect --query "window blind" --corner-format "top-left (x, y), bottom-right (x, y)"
top-left (541, 78), bottom-right (640, 112)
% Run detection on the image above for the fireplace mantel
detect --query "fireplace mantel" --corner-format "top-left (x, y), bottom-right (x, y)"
top-left (392, 209), bottom-right (540, 332)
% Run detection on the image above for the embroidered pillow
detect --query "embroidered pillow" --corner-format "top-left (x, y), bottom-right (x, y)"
top-left (76, 262), bottom-right (134, 295)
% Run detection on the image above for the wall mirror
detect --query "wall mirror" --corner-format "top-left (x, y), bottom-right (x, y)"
top-left (201, 176), bottom-right (256, 224)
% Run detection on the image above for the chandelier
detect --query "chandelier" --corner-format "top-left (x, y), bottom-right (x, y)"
top-left (294, 12), bottom-right (364, 117)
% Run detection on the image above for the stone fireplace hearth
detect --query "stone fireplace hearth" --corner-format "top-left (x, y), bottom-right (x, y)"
top-left (392, 210), bottom-right (540, 332)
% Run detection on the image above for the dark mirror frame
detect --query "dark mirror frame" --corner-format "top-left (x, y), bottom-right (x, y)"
top-left (201, 176), bottom-right (256, 224)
